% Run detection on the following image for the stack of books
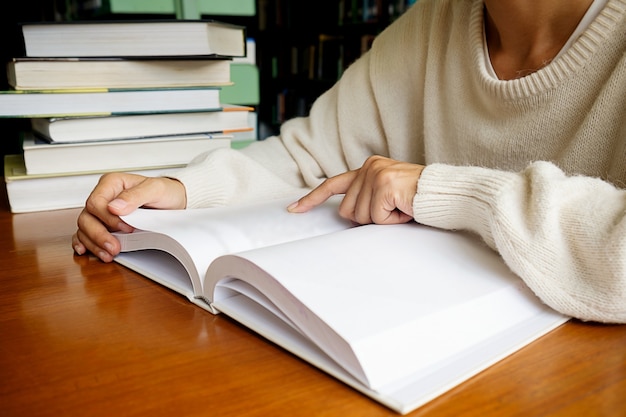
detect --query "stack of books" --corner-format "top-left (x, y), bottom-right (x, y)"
top-left (3, 19), bottom-right (254, 213)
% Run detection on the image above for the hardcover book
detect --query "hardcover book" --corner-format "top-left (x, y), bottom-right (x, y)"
top-left (0, 87), bottom-right (222, 118)
top-left (19, 20), bottom-right (247, 58)
top-left (7, 57), bottom-right (233, 90)
top-left (4, 154), bottom-right (183, 213)
top-left (30, 105), bottom-right (253, 143)
top-left (21, 132), bottom-right (232, 175)
top-left (111, 197), bottom-right (569, 414)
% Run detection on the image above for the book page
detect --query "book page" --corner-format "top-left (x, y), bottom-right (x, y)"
top-left (211, 281), bottom-right (566, 414)
top-left (205, 223), bottom-right (568, 392)
top-left (114, 196), bottom-right (354, 298)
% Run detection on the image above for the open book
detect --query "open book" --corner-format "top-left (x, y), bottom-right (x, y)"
top-left (113, 196), bottom-right (568, 414)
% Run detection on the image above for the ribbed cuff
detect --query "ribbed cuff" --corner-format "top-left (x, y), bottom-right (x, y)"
top-left (413, 164), bottom-right (519, 245)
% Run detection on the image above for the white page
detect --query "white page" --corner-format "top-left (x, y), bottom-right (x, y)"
top-left (114, 246), bottom-right (197, 300)
top-left (206, 222), bottom-right (567, 391)
top-left (213, 287), bottom-right (566, 414)
top-left (115, 196), bottom-right (354, 297)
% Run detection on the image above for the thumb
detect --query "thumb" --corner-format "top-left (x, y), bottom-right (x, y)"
top-left (107, 177), bottom-right (187, 216)
top-left (107, 197), bottom-right (137, 216)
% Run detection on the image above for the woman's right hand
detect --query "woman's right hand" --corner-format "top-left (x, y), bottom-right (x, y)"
top-left (72, 172), bottom-right (187, 262)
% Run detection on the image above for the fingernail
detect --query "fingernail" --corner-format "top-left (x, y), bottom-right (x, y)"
top-left (104, 241), bottom-right (115, 253)
top-left (286, 201), bottom-right (299, 212)
top-left (74, 244), bottom-right (85, 255)
top-left (108, 198), bottom-right (127, 211)
top-left (98, 250), bottom-right (113, 262)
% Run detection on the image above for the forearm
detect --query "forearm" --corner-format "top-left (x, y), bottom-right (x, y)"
top-left (414, 161), bottom-right (626, 323)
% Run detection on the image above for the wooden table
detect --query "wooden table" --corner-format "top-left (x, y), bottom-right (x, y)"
top-left (1, 193), bottom-right (625, 417)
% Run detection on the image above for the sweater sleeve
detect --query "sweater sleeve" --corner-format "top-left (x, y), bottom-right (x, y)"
top-left (170, 141), bottom-right (308, 208)
top-left (170, 85), bottom-right (345, 208)
top-left (413, 161), bottom-right (626, 323)
top-left (172, 48), bottom-right (389, 208)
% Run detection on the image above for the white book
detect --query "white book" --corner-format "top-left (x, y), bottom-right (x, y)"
top-left (21, 132), bottom-right (231, 175)
top-left (0, 87), bottom-right (222, 118)
top-left (7, 58), bottom-right (233, 90)
top-left (112, 197), bottom-right (569, 414)
top-left (4, 154), bottom-right (183, 213)
top-left (30, 106), bottom-right (253, 142)
top-left (20, 20), bottom-right (246, 58)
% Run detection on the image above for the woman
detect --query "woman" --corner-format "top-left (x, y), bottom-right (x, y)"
top-left (73, 0), bottom-right (626, 323)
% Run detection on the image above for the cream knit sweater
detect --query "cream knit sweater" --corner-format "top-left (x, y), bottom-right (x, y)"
top-left (173, 0), bottom-right (626, 323)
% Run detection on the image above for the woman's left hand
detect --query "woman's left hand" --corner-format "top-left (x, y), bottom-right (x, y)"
top-left (288, 155), bottom-right (424, 225)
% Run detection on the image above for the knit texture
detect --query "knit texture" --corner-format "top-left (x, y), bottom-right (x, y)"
top-left (173, 0), bottom-right (626, 322)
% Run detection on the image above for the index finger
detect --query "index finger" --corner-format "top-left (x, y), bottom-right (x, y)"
top-left (287, 171), bottom-right (357, 213)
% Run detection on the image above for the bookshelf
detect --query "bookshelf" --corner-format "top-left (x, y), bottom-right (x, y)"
top-left (256, 0), bottom-right (417, 136)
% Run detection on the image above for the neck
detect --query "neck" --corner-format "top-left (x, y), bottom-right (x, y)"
top-left (484, 0), bottom-right (595, 79)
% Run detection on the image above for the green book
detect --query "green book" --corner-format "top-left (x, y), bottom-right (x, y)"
top-left (82, 0), bottom-right (255, 17)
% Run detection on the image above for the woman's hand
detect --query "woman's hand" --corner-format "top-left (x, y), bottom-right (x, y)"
top-left (72, 172), bottom-right (187, 262)
top-left (288, 155), bottom-right (424, 224)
